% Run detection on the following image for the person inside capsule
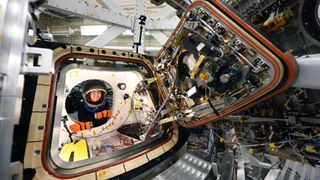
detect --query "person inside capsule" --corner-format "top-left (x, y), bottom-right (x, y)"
top-left (69, 80), bottom-right (112, 133)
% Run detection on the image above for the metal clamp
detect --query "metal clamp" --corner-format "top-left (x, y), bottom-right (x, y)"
top-left (21, 46), bottom-right (54, 74)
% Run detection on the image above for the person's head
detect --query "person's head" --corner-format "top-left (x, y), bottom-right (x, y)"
top-left (87, 89), bottom-right (103, 103)
top-left (83, 80), bottom-right (107, 108)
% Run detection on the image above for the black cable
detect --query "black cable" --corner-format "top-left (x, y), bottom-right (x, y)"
top-left (61, 116), bottom-right (73, 142)
top-left (206, 87), bottom-right (220, 116)
top-left (208, 98), bottom-right (220, 116)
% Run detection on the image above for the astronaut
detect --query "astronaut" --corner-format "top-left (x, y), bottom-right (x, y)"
top-left (69, 80), bottom-right (112, 133)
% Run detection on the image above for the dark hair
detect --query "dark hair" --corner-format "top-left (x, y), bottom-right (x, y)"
top-left (83, 80), bottom-right (107, 95)
top-left (82, 80), bottom-right (108, 108)
top-left (85, 90), bottom-right (106, 105)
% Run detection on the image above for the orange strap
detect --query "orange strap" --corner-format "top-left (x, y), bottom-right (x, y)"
top-left (96, 110), bottom-right (112, 120)
top-left (78, 122), bottom-right (91, 130)
top-left (69, 121), bottom-right (91, 133)
top-left (97, 112), bottom-right (103, 119)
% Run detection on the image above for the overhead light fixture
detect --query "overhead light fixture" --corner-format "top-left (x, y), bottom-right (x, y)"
top-left (80, 25), bottom-right (108, 36)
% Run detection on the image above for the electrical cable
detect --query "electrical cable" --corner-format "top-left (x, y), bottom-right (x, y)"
top-left (208, 98), bottom-right (220, 116)
top-left (211, 129), bottom-right (320, 147)
top-left (206, 87), bottom-right (220, 116)
top-left (145, 90), bottom-right (173, 139)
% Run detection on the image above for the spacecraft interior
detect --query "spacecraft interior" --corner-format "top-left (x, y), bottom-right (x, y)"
top-left (23, 1), bottom-right (306, 179)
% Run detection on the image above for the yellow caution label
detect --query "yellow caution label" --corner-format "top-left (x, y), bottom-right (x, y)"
top-left (248, 148), bottom-right (254, 154)
top-left (97, 170), bottom-right (106, 177)
top-left (305, 146), bottom-right (317, 153)
top-left (219, 138), bottom-right (224, 143)
top-left (59, 139), bottom-right (89, 162)
top-left (269, 143), bottom-right (276, 149)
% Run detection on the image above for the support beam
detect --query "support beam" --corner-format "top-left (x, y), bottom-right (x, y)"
top-left (149, 30), bottom-right (168, 45)
top-left (86, 0), bottom-right (127, 47)
top-left (153, 5), bottom-right (177, 18)
top-left (95, 0), bottom-right (125, 13)
top-left (45, 0), bottom-right (132, 28)
top-left (147, 17), bottom-right (180, 30)
top-left (149, 5), bottom-right (179, 45)
top-left (46, 0), bottom-right (179, 48)
top-left (185, 0), bottom-right (192, 5)
top-left (38, 7), bottom-right (66, 19)
top-left (86, 26), bottom-right (127, 47)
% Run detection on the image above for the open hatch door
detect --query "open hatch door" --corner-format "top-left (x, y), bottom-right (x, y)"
top-left (153, 0), bottom-right (297, 128)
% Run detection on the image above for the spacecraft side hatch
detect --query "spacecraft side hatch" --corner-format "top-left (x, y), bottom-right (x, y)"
top-left (153, 0), bottom-right (298, 128)
top-left (23, 46), bottom-right (183, 179)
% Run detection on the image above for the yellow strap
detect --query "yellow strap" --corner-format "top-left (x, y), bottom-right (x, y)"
top-left (190, 55), bottom-right (206, 79)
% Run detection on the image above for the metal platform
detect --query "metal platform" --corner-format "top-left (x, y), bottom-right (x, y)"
top-left (152, 153), bottom-right (215, 180)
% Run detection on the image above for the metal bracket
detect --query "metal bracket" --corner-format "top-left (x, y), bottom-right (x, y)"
top-left (45, 0), bottom-right (132, 28)
top-left (133, 15), bottom-right (147, 53)
top-left (243, 150), bottom-right (272, 169)
top-left (133, 0), bottom-right (147, 54)
top-left (22, 46), bottom-right (54, 74)
top-left (10, 161), bottom-right (23, 180)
